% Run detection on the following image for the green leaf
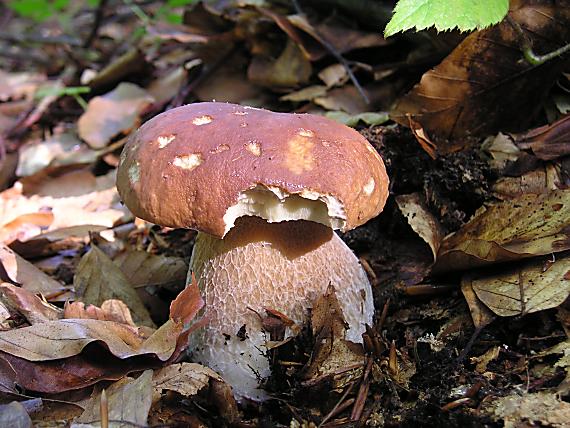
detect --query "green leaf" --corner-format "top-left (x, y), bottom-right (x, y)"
top-left (35, 85), bottom-right (90, 99)
top-left (384, 0), bottom-right (509, 37)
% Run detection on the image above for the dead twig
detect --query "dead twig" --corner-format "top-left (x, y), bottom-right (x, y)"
top-left (84, 0), bottom-right (110, 48)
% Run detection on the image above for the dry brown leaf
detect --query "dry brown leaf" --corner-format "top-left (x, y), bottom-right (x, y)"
top-left (74, 244), bottom-right (155, 328)
top-left (0, 244), bottom-right (71, 300)
top-left (391, 4), bottom-right (570, 144)
top-left (248, 38), bottom-right (312, 89)
top-left (304, 285), bottom-right (365, 381)
top-left (514, 114), bottom-right (570, 161)
top-left (280, 85), bottom-right (328, 102)
top-left (16, 132), bottom-right (97, 178)
top-left (78, 82), bottom-right (154, 149)
top-left (114, 251), bottom-right (187, 289)
top-left (467, 255), bottom-right (570, 317)
top-left (471, 346), bottom-right (501, 374)
top-left (0, 70), bottom-right (46, 101)
top-left (0, 283), bottom-right (62, 324)
top-left (434, 189), bottom-right (570, 273)
top-left (396, 193), bottom-right (443, 260)
top-left (146, 66), bottom-right (188, 106)
top-left (482, 392), bottom-right (570, 427)
top-left (492, 164), bottom-right (563, 200)
top-left (318, 63), bottom-right (349, 88)
top-left (153, 362), bottom-right (222, 398)
top-left (0, 280), bottom-right (204, 393)
top-left (460, 279), bottom-right (496, 329)
top-left (73, 370), bottom-right (153, 427)
top-left (0, 174), bottom-right (126, 245)
top-left (64, 300), bottom-right (136, 327)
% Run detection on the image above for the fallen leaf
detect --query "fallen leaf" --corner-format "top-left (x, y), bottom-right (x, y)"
top-left (314, 85), bottom-right (369, 114)
top-left (0, 401), bottom-right (33, 428)
top-left (113, 251), bottom-right (187, 289)
top-left (248, 38), bottom-right (312, 88)
top-left (153, 362), bottom-right (222, 398)
top-left (16, 132), bottom-right (97, 178)
top-left (73, 370), bottom-right (153, 427)
top-left (0, 70), bottom-right (46, 101)
top-left (396, 193), bottom-right (443, 260)
top-left (64, 300), bottom-right (136, 327)
top-left (0, 283), bottom-right (62, 324)
top-left (318, 63), bottom-right (348, 88)
top-left (0, 244), bottom-right (71, 300)
top-left (74, 244), bottom-right (155, 328)
top-left (492, 164), bottom-right (563, 200)
top-left (460, 279), bottom-right (496, 329)
top-left (146, 66), bottom-right (188, 106)
top-left (482, 391), bottom-right (570, 427)
top-left (434, 189), bottom-right (570, 273)
top-left (280, 85), bottom-right (328, 102)
top-left (391, 4), bottom-right (570, 144)
top-left (304, 285), bottom-right (365, 381)
top-left (467, 254), bottom-right (570, 317)
top-left (78, 82), bottom-right (154, 149)
top-left (513, 113), bottom-right (570, 161)
top-left (325, 111), bottom-right (389, 127)
top-left (471, 346), bottom-right (501, 374)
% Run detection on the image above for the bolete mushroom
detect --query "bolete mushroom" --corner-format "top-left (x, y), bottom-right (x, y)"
top-left (116, 102), bottom-right (389, 400)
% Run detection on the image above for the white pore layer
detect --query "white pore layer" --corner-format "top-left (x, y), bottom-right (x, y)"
top-left (222, 185), bottom-right (346, 236)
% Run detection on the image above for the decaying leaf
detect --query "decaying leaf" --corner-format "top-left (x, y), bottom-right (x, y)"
top-left (0, 279), bottom-right (204, 393)
top-left (466, 254), bottom-right (570, 317)
top-left (78, 82), bottom-right (154, 149)
top-left (396, 193), bottom-right (443, 260)
top-left (325, 111), bottom-right (389, 127)
top-left (0, 283), bottom-right (62, 324)
top-left (434, 189), bottom-right (570, 273)
top-left (460, 279), bottom-right (496, 329)
top-left (482, 391), bottom-right (570, 428)
top-left (0, 244), bottom-right (71, 300)
top-left (391, 4), bottom-right (570, 144)
top-left (73, 370), bottom-right (153, 428)
top-left (492, 164), bottom-right (563, 200)
top-left (471, 346), bottom-right (501, 374)
top-left (153, 362), bottom-right (222, 398)
top-left (513, 114), bottom-right (570, 161)
top-left (0, 70), bottom-right (46, 101)
top-left (304, 285), bottom-right (365, 382)
top-left (74, 244), bottom-right (154, 328)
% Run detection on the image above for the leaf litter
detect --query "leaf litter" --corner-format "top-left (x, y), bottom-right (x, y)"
top-left (1, 0), bottom-right (570, 426)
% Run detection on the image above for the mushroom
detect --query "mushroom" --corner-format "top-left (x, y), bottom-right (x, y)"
top-left (116, 102), bottom-right (389, 401)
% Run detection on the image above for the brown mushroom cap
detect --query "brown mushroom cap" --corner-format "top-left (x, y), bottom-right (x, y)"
top-left (117, 102), bottom-right (389, 238)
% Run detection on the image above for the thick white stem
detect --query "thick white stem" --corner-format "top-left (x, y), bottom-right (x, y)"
top-left (187, 216), bottom-right (373, 401)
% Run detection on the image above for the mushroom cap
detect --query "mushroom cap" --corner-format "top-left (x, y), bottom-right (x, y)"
top-left (117, 102), bottom-right (389, 238)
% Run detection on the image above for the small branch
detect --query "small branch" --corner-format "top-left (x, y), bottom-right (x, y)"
top-left (84, 0), bottom-right (109, 48)
top-left (291, 0), bottom-right (370, 104)
top-left (507, 16), bottom-right (570, 66)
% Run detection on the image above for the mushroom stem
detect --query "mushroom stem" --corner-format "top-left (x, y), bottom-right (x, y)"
top-left (188, 216), bottom-right (374, 401)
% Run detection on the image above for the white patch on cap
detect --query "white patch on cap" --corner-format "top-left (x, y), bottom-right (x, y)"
top-left (173, 153), bottom-right (203, 170)
top-left (192, 115), bottom-right (213, 126)
top-left (128, 161), bottom-right (140, 183)
top-left (246, 141), bottom-right (261, 156)
top-left (363, 177), bottom-right (375, 196)
top-left (233, 111), bottom-right (248, 116)
top-left (157, 134), bottom-right (176, 148)
top-left (298, 128), bottom-right (314, 137)
top-left (210, 144), bottom-right (229, 154)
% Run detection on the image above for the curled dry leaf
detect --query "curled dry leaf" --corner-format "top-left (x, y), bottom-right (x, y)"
top-left (304, 284), bottom-right (365, 382)
top-left (492, 164), bottom-right (564, 200)
top-left (64, 300), bottom-right (136, 327)
top-left (513, 114), bottom-right (570, 161)
top-left (0, 283), bottom-right (62, 325)
top-left (153, 362), bottom-right (222, 398)
top-left (78, 82), bottom-right (154, 149)
top-left (391, 4), bottom-right (570, 144)
top-left (434, 189), bottom-right (570, 273)
top-left (0, 244), bottom-right (71, 301)
top-left (460, 280), bottom-right (496, 329)
top-left (73, 370), bottom-right (153, 428)
top-left (74, 244), bottom-right (154, 328)
top-left (396, 193), bottom-right (443, 261)
top-left (465, 254), bottom-right (570, 317)
top-left (0, 279), bottom-right (204, 393)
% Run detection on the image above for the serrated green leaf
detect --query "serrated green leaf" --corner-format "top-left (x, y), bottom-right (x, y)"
top-left (385, 0), bottom-right (509, 37)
